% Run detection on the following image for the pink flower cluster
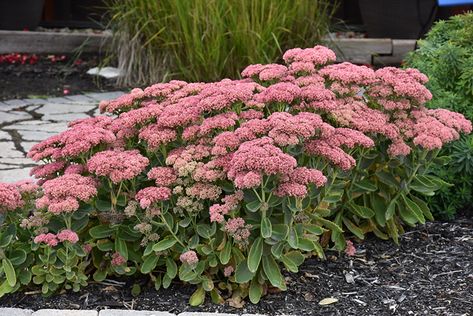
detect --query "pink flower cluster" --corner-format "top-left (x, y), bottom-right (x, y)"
top-left (135, 186), bottom-right (171, 209)
top-left (224, 217), bottom-right (251, 242)
top-left (111, 252), bottom-right (127, 266)
top-left (28, 123), bottom-right (116, 161)
top-left (34, 230), bottom-right (79, 247)
top-left (147, 167), bottom-right (177, 187)
top-left (180, 250), bottom-right (199, 265)
top-left (87, 149), bottom-right (149, 183)
top-left (57, 229), bottom-right (80, 243)
top-left (0, 183), bottom-right (24, 212)
top-left (34, 233), bottom-right (58, 247)
top-left (209, 191), bottom-right (244, 223)
top-left (36, 174), bottom-right (97, 213)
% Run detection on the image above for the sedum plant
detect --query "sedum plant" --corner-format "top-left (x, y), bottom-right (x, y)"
top-left (405, 12), bottom-right (473, 218)
top-left (0, 46), bottom-right (471, 305)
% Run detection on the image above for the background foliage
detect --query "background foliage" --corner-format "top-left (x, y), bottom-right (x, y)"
top-left (405, 12), bottom-right (473, 219)
top-left (106, 0), bottom-right (336, 85)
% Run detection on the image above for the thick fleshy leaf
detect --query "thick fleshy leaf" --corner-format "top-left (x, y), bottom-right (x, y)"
top-left (248, 237), bottom-right (263, 273)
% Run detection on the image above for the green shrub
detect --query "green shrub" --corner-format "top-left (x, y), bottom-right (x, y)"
top-left (0, 46), bottom-right (471, 304)
top-left (405, 12), bottom-right (473, 218)
top-left (106, 0), bottom-right (336, 85)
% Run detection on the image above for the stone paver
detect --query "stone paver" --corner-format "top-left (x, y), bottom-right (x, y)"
top-left (0, 92), bottom-right (123, 183)
top-left (32, 310), bottom-right (97, 316)
top-left (99, 310), bottom-right (175, 316)
top-left (0, 308), bottom-right (33, 316)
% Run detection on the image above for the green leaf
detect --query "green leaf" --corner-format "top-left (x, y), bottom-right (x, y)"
top-left (117, 225), bottom-right (142, 241)
top-left (262, 256), bottom-right (285, 290)
top-left (271, 242), bottom-right (285, 258)
top-left (115, 238), bottom-right (128, 259)
top-left (141, 255), bottom-right (159, 274)
top-left (2, 259), bottom-right (16, 287)
top-left (96, 199), bottom-right (112, 212)
top-left (179, 217), bottom-right (192, 228)
top-left (402, 194), bottom-right (426, 224)
top-left (201, 276), bottom-right (214, 292)
top-left (248, 237), bottom-right (263, 273)
top-left (152, 238), bottom-right (177, 252)
top-left (93, 270), bottom-right (108, 282)
top-left (261, 217), bottom-right (272, 239)
top-left (166, 257), bottom-right (177, 279)
top-left (287, 227), bottom-right (299, 248)
top-left (353, 178), bottom-right (378, 192)
top-left (385, 200), bottom-right (396, 221)
top-left (235, 260), bottom-right (255, 284)
top-left (18, 270), bottom-right (32, 285)
top-left (9, 249), bottom-right (27, 266)
top-left (315, 217), bottom-right (343, 233)
top-left (271, 224), bottom-right (289, 241)
top-left (219, 241), bottom-right (232, 265)
top-left (130, 284), bottom-right (140, 297)
top-left (96, 239), bottom-right (114, 251)
top-left (297, 238), bottom-right (316, 251)
top-left (89, 225), bottom-right (115, 239)
top-left (196, 224), bottom-right (213, 239)
top-left (348, 202), bottom-right (375, 219)
top-left (410, 195), bottom-right (434, 221)
top-left (162, 274), bottom-right (172, 288)
top-left (0, 224), bottom-right (16, 248)
top-left (303, 224), bottom-right (325, 235)
top-left (246, 200), bottom-right (262, 212)
top-left (249, 279), bottom-right (263, 304)
top-left (189, 287), bottom-right (205, 306)
top-left (376, 170), bottom-right (399, 187)
top-left (342, 218), bottom-right (365, 240)
top-left (370, 194), bottom-right (387, 227)
top-left (281, 255), bottom-right (298, 273)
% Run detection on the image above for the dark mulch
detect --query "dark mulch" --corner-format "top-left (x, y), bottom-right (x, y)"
top-left (1, 217), bottom-right (472, 316)
top-left (0, 54), bottom-right (118, 101)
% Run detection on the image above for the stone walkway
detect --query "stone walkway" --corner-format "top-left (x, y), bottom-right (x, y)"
top-left (0, 309), bottom-right (264, 316)
top-left (0, 92), bottom-right (125, 183)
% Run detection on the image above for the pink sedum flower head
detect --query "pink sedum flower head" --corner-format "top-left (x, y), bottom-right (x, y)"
top-left (283, 45), bottom-right (336, 66)
top-left (57, 229), bottom-right (79, 244)
top-left (36, 174), bottom-right (97, 214)
top-left (111, 252), bottom-right (127, 266)
top-left (34, 233), bottom-right (58, 247)
top-left (135, 186), bottom-right (171, 209)
top-left (87, 149), bottom-right (149, 183)
top-left (147, 167), bottom-right (177, 187)
top-left (0, 183), bottom-right (24, 212)
top-left (180, 250), bottom-right (199, 265)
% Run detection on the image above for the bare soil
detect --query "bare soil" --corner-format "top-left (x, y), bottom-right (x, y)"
top-left (0, 54), bottom-right (118, 101)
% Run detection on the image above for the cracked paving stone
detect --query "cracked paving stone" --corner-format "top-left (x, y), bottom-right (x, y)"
top-left (0, 141), bottom-right (25, 158)
top-left (4, 121), bottom-right (68, 133)
top-left (0, 112), bottom-right (33, 125)
top-left (41, 113), bottom-right (91, 122)
top-left (64, 94), bottom-right (96, 103)
top-left (0, 167), bottom-right (33, 182)
top-left (3, 99), bottom-right (29, 107)
top-left (0, 131), bottom-right (10, 140)
top-left (37, 103), bottom-right (96, 115)
top-left (17, 130), bottom-right (57, 141)
top-left (22, 141), bottom-right (38, 153)
top-left (0, 157), bottom-right (36, 165)
top-left (85, 91), bottom-right (125, 101)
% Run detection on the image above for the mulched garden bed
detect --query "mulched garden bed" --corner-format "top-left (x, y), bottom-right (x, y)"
top-left (1, 216), bottom-right (472, 316)
top-left (0, 53), bottom-right (119, 101)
